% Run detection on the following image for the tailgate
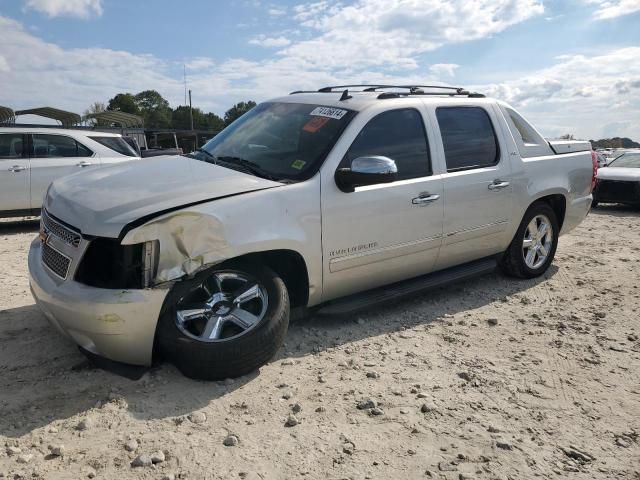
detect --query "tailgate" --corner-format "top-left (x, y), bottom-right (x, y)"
top-left (548, 140), bottom-right (592, 154)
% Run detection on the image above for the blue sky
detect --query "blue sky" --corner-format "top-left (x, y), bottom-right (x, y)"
top-left (0, 0), bottom-right (639, 139)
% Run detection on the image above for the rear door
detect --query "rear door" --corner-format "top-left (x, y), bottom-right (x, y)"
top-left (428, 104), bottom-right (514, 270)
top-left (0, 132), bottom-right (30, 212)
top-left (29, 133), bottom-right (98, 210)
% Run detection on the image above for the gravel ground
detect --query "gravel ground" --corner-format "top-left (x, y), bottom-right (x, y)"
top-left (0, 206), bottom-right (639, 480)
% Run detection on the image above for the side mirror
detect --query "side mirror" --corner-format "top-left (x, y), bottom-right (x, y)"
top-left (335, 156), bottom-right (398, 192)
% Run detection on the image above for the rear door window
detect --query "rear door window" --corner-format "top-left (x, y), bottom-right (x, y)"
top-left (436, 107), bottom-right (499, 172)
top-left (343, 108), bottom-right (431, 180)
top-left (32, 134), bottom-right (93, 158)
top-left (0, 133), bottom-right (25, 159)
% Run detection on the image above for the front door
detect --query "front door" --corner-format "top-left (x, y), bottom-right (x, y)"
top-left (428, 104), bottom-right (514, 270)
top-left (0, 132), bottom-right (30, 212)
top-left (29, 133), bottom-right (98, 210)
top-left (321, 107), bottom-right (444, 301)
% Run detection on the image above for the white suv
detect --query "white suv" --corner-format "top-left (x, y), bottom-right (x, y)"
top-left (28, 86), bottom-right (594, 380)
top-left (0, 127), bottom-right (139, 217)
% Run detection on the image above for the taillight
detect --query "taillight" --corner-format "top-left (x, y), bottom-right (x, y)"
top-left (590, 151), bottom-right (598, 192)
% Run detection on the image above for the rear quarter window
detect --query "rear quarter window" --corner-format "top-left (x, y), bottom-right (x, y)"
top-left (436, 107), bottom-right (499, 172)
top-left (89, 136), bottom-right (138, 157)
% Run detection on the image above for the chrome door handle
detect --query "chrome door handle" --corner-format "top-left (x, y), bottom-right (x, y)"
top-left (412, 193), bottom-right (440, 205)
top-left (76, 161), bottom-right (93, 167)
top-left (488, 180), bottom-right (510, 190)
top-left (8, 165), bottom-right (27, 172)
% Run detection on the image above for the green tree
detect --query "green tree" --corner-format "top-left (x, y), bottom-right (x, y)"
top-left (204, 112), bottom-right (225, 131)
top-left (223, 101), bottom-right (256, 126)
top-left (134, 90), bottom-right (172, 128)
top-left (172, 106), bottom-right (206, 130)
top-left (107, 93), bottom-right (140, 115)
top-left (590, 137), bottom-right (640, 148)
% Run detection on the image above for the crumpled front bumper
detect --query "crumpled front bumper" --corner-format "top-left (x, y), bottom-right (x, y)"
top-left (28, 237), bottom-right (169, 366)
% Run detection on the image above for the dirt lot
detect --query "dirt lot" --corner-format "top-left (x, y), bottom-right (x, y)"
top-left (0, 207), bottom-right (639, 480)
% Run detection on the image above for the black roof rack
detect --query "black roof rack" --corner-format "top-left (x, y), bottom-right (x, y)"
top-left (290, 85), bottom-right (485, 99)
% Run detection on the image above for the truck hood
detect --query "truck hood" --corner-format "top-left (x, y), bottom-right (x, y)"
top-left (45, 155), bottom-right (282, 238)
top-left (597, 167), bottom-right (640, 182)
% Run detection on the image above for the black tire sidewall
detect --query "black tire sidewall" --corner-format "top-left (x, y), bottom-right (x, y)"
top-left (501, 202), bottom-right (559, 279)
top-left (155, 261), bottom-right (289, 380)
top-left (514, 203), bottom-right (559, 277)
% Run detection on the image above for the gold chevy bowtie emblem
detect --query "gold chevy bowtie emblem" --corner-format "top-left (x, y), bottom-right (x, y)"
top-left (39, 229), bottom-right (49, 243)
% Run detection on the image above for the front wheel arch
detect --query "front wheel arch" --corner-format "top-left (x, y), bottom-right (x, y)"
top-left (194, 249), bottom-right (310, 308)
top-left (155, 260), bottom-right (290, 380)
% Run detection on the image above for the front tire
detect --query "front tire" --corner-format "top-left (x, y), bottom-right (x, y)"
top-left (156, 262), bottom-right (289, 380)
top-left (500, 202), bottom-right (559, 279)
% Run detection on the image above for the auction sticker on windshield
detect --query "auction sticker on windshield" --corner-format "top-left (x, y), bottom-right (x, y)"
top-left (309, 106), bottom-right (348, 120)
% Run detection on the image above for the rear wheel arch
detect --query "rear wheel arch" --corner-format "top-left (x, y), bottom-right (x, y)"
top-left (529, 194), bottom-right (566, 231)
top-left (501, 201), bottom-right (559, 278)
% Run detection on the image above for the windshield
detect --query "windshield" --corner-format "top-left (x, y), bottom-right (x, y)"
top-left (190, 102), bottom-right (355, 181)
top-left (608, 153), bottom-right (640, 168)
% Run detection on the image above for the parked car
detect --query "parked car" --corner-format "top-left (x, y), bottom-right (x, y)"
top-left (593, 151), bottom-right (640, 208)
top-left (28, 86), bottom-right (594, 380)
top-left (0, 128), bottom-right (139, 217)
top-left (594, 151), bottom-right (608, 168)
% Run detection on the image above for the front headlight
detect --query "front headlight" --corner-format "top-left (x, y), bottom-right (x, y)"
top-left (75, 239), bottom-right (159, 289)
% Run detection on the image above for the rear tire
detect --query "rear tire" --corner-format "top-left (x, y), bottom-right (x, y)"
top-left (500, 202), bottom-right (559, 279)
top-left (156, 262), bottom-right (289, 380)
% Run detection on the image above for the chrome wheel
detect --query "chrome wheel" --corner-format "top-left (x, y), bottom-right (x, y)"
top-left (175, 270), bottom-right (268, 342)
top-left (522, 214), bottom-right (553, 269)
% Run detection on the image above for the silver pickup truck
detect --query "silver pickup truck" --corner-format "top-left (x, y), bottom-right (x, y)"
top-left (28, 85), bottom-right (595, 379)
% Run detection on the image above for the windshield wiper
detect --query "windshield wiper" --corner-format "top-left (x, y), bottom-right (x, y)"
top-left (192, 148), bottom-right (217, 163)
top-left (216, 156), bottom-right (280, 181)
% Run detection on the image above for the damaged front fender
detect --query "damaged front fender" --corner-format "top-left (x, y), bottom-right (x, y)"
top-left (121, 210), bottom-right (229, 284)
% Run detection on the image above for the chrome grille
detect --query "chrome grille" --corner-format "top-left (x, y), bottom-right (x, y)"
top-left (42, 243), bottom-right (71, 279)
top-left (42, 210), bottom-right (81, 248)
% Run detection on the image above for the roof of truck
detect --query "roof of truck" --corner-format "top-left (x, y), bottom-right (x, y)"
top-left (271, 85), bottom-right (494, 111)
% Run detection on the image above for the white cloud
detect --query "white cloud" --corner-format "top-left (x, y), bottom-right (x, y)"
top-left (429, 63), bottom-right (459, 77)
top-left (249, 35), bottom-right (292, 47)
top-left (0, 55), bottom-right (9, 73)
top-left (23, 0), bottom-right (103, 18)
top-left (293, 1), bottom-right (336, 24)
top-left (268, 7), bottom-right (287, 16)
top-left (479, 47), bottom-right (640, 138)
top-left (286, 0), bottom-right (544, 70)
top-left (185, 57), bottom-right (215, 71)
top-left (0, 15), bottom-right (179, 111)
top-left (585, 0), bottom-right (640, 19)
top-left (1, 7), bottom-right (639, 140)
